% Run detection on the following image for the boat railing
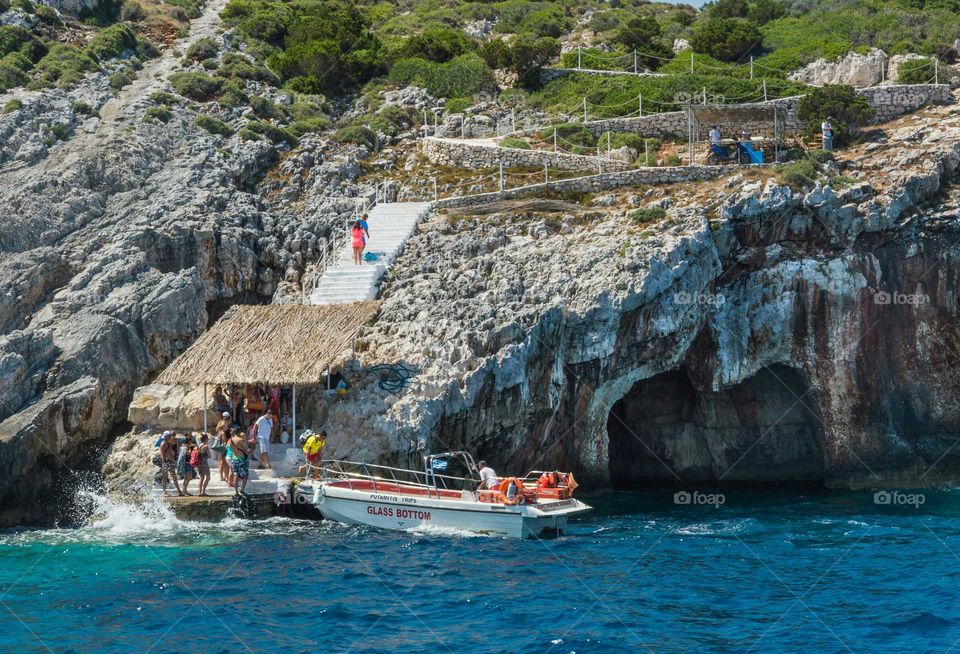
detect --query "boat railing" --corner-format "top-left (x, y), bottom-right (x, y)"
top-left (306, 458), bottom-right (477, 498)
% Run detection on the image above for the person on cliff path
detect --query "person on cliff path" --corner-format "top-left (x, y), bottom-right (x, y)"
top-left (255, 412), bottom-right (274, 470)
top-left (351, 220), bottom-right (366, 265)
top-left (228, 429), bottom-right (250, 495)
top-left (359, 213), bottom-right (370, 244)
top-left (822, 117), bottom-right (833, 151)
top-left (159, 432), bottom-right (183, 497)
top-left (194, 433), bottom-right (212, 497)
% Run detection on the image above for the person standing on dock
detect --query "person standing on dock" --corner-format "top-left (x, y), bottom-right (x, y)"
top-left (255, 412), bottom-right (274, 470)
top-left (159, 432), bottom-right (182, 497)
top-left (194, 434), bottom-right (212, 497)
top-left (298, 430), bottom-right (326, 479)
top-left (216, 412), bottom-right (231, 482)
top-left (228, 429), bottom-right (250, 496)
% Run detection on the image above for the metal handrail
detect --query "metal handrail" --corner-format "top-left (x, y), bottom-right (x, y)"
top-left (304, 458), bottom-right (478, 492)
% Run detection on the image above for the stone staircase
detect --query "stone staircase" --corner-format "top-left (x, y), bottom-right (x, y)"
top-left (309, 202), bottom-right (433, 305)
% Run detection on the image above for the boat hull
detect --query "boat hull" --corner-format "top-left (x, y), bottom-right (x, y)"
top-left (296, 482), bottom-right (590, 538)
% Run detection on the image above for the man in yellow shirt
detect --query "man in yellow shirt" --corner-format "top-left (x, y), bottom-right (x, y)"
top-left (298, 430), bottom-right (326, 478)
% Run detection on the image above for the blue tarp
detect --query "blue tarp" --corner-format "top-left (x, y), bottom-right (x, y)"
top-left (738, 142), bottom-right (764, 164)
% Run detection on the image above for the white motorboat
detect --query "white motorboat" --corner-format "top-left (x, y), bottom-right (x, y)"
top-left (295, 451), bottom-right (591, 538)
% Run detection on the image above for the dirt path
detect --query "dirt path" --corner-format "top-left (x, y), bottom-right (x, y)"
top-left (98, 0), bottom-right (229, 127)
top-left (0, 0), bottom-right (228, 180)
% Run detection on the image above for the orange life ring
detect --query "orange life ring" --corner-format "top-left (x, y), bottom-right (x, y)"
top-left (498, 478), bottom-right (523, 505)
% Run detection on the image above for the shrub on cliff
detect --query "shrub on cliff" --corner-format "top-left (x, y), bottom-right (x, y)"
top-left (169, 71), bottom-right (224, 101)
top-left (30, 44), bottom-right (98, 89)
top-left (333, 125), bottom-right (376, 149)
top-left (499, 137), bottom-right (531, 149)
top-left (143, 106), bottom-right (173, 123)
top-left (389, 54), bottom-right (495, 98)
top-left (629, 207), bottom-right (666, 224)
top-left (87, 23), bottom-right (138, 62)
top-left (0, 60), bottom-right (28, 91)
top-left (195, 114), bottom-right (235, 137)
top-left (185, 37), bottom-right (219, 63)
top-left (690, 18), bottom-right (760, 62)
top-left (397, 26), bottom-right (473, 63)
top-left (0, 26), bottom-right (47, 63)
top-left (797, 84), bottom-right (873, 146)
top-left (897, 58), bottom-right (935, 84)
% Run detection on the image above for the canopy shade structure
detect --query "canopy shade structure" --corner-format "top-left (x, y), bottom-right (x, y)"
top-left (686, 102), bottom-right (787, 164)
top-left (156, 301), bottom-right (382, 386)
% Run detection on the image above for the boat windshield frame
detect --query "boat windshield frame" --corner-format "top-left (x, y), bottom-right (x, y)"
top-left (309, 452), bottom-right (480, 498)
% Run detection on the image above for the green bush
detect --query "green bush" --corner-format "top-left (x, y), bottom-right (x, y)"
top-left (0, 26), bottom-right (47, 62)
top-left (288, 117), bottom-right (329, 136)
top-left (217, 80), bottom-right (248, 109)
top-left (663, 153), bottom-right (681, 166)
top-left (628, 207), bottom-right (666, 224)
top-left (136, 36), bottom-right (160, 60)
top-left (499, 137), bottom-right (530, 149)
top-left (87, 23), bottom-right (138, 62)
top-left (479, 39), bottom-right (511, 69)
top-left (195, 114), bottom-right (234, 136)
top-left (31, 44), bottom-right (98, 88)
top-left (109, 68), bottom-right (134, 90)
top-left (217, 53), bottom-right (280, 84)
top-left (149, 90), bottom-right (181, 105)
top-left (507, 34), bottom-right (560, 85)
top-left (897, 57), bottom-right (936, 84)
top-left (397, 26), bottom-right (473, 63)
top-left (444, 96), bottom-right (471, 113)
top-left (690, 18), bottom-right (760, 62)
top-left (49, 123), bottom-right (69, 140)
top-left (34, 4), bottom-right (63, 25)
top-left (389, 54), bottom-right (495, 98)
top-left (71, 100), bottom-right (98, 116)
top-left (0, 61), bottom-right (28, 91)
top-left (245, 95), bottom-right (278, 119)
top-left (333, 124), bottom-right (375, 148)
top-left (2, 98), bottom-right (23, 113)
top-left (237, 127), bottom-right (263, 141)
top-left (797, 84), bottom-right (874, 146)
top-left (539, 123), bottom-right (596, 153)
top-left (2, 51), bottom-right (32, 72)
top-left (186, 37), bottom-right (219, 62)
top-left (227, 0), bottom-right (385, 94)
top-left (169, 71), bottom-right (224, 101)
top-left (366, 104), bottom-right (416, 135)
top-left (143, 106), bottom-right (173, 122)
top-left (120, 1), bottom-right (145, 21)
top-left (773, 155), bottom-right (820, 189)
top-left (245, 119), bottom-right (297, 144)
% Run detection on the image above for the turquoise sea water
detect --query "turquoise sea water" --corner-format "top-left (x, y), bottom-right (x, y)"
top-left (2, 489), bottom-right (960, 653)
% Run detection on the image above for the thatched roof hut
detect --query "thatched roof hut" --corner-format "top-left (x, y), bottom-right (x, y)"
top-left (156, 302), bottom-right (381, 386)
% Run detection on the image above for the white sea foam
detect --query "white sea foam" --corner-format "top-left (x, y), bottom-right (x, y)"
top-left (404, 523), bottom-right (486, 538)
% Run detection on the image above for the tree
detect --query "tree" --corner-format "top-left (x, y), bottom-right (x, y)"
top-left (615, 16), bottom-right (661, 50)
top-left (399, 26), bottom-right (473, 63)
top-left (689, 17), bottom-right (760, 62)
top-left (797, 85), bottom-right (875, 147)
top-left (480, 38), bottom-right (511, 69)
top-left (509, 34), bottom-right (560, 86)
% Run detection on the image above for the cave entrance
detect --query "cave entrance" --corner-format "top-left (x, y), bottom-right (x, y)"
top-left (607, 365), bottom-right (825, 489)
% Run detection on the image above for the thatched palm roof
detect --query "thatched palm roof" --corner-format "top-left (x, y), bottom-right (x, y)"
top-left (156, 302), bottom-right (381, 386)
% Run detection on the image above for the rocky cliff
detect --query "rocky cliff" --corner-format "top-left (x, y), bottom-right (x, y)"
top-left (316, 101), bottom-right (960, 491)
top-left (4, 1), bottom-right (960, 526)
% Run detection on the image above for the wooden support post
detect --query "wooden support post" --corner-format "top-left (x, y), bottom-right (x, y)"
top-left (763, 79), bottom-right (768, 102)
top-left (633, 50), bottom-right (638, 74)
top-left (607, 131), bottom-right (611, 156)
top-left (639, 93), bottom-right (642, 117)
top-left (577, 46), bottom-right (582, 70)
top-left (202, 383), bottom-right (208, 435)
top-left (690, 50), bottom-right (694, 74)
top-left (499, 162), bottom-right (504, 191)
top-left (292, 385), bottom-right (297, 444)
top-left (750, 56), bottom-right (753, 79)
top-left (553, 130), bottom-right (557, 152)
top-left (582, 96), bottom-right (587, 122)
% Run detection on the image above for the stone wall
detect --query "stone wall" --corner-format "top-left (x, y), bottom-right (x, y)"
top-left (422, 137), bottom-right (633, 172)
top-left (434, 165), bottom-right (729, 209)
top-left (519, 83), bottom-right (953, 140)
top-left (859, 84), bottom-right (954, 122)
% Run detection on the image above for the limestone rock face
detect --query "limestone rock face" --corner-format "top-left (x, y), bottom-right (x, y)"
top-left (0, 2), bottom-right (371, 525)
top-left (790, 48), bottom-right (887, 87)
